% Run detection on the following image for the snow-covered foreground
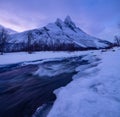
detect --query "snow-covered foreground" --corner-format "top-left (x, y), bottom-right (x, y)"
top-left (47, 48), bottom-right (120, 117)
top-left (1, 48), bottom-right (120, 117)
top-left (0, 51), bottom-right (90, 65)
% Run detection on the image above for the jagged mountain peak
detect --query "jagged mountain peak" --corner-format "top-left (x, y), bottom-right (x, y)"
top-left (55, 18), bottom-right (65, 30)
top-left (54, 16), bottom-right (77, 31)
top-left (64, 16), bottom-right (72, 22)
top-left (55, 18), bottom-right (63, 24)
top-left (64, 16), bottom-right (76, 28)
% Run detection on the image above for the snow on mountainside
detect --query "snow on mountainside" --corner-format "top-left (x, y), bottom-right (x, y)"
top-left (0, 25), bottom-right (17, 34)
top-left (7, 16), bottom-right (111, 51)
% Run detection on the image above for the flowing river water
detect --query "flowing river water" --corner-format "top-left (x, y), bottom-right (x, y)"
top-left (0, 56), bottom-right (89, 117)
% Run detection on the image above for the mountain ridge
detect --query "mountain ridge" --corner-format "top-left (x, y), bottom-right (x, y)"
top-left (1, 16), bottom-right (112, 52)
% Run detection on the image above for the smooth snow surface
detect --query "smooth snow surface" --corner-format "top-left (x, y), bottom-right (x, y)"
top-left (47, 48), bottom-right (120, 117)
top-left (0, 51), bottom-right (89, 65)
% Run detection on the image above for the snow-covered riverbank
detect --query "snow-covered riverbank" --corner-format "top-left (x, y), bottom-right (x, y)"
top-left (48, 47), bottom-right (120, 117)
top-left (0, 51), bottom-right (91, 65)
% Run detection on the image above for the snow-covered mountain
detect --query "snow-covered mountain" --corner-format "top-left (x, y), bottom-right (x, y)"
top-left (7, 16), bottom-right (111, 52)
top-left (0, 25), bottom-right (17, 34)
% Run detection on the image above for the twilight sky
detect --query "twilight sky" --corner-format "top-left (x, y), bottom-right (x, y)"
top-left (0, 0), bottom-right (120, 41)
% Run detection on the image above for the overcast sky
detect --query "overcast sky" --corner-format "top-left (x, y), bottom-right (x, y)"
top-left (0, 0), bottom-right (120, 41)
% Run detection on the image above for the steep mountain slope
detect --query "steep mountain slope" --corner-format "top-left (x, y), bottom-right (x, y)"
top-left (7, 16), bottom-right (111, 51)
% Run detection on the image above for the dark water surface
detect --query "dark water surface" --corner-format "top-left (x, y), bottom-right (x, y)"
top-left (0, 56), bottom-right (88, 117)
